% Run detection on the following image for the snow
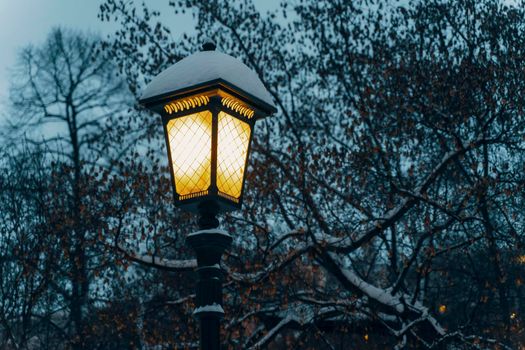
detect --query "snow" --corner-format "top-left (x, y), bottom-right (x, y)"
top-left (250, 315), bottom-right (292, 349)
top-left (193, 303), bottom-right (224, 315)
top-left (330, 252), bottom-right (405, 313)
top-left (186, 228), bottom-right (232, 239)
top-left (249, 304), bottom-right (315, 349)
top-left (133, 254), bottom-right (197, 269)
top-left (140, 50), bottom-right (275, 108)
top-left (118, 244), bottom-right (197, 270)
top-left (327, 252), bottom-right (450, 337)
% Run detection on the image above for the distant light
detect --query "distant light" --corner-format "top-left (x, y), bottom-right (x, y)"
top-left (438, 305), bottom-right (447, 314)
top-left (364, 334), bottom-right (369, 342)
top-left (517, 255), bottom-right (525, 264)
top-left (510, 312), bottom-right (517, 320)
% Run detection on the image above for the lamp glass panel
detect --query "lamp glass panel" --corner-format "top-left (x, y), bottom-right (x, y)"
top-left (217, 112), bottom-right (251, 199)
top-left (166, 111), bottom-right (212, 196)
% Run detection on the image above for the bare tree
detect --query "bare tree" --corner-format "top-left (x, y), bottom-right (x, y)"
top-left (1, 28), bottom-right (138, 349)
top-left (3, 1), bottom-right (522, 349)
top-left (0, 146), bottom-right (59, 349)
top-left (96, 0), bottom-right (525, 348)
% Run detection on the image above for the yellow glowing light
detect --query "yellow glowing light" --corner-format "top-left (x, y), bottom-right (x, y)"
top-left (517, 255), bottom-right (525, 264)
top-left (167, 111), bottom-right (212, 196)
top-left (438, 305), bottom-right (447, 314)
top-left (216, 112), bottom-right (251, 199)
top-left (510, 312), bottom-right (517, 320)
top-left (364, 334), bottom-right (369, 342)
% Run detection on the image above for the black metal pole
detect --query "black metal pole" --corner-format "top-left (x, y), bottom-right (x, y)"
top-left (186, 202), bottom-right (232, 350)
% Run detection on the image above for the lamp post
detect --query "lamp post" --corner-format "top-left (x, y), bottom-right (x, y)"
top-left (139, 41), bottom-right (276, 350)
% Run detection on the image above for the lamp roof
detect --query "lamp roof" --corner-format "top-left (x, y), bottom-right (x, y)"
top-left (139, 49), bottom-right (276, 114)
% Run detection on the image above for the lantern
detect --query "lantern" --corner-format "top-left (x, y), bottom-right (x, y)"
top-left (139, 42), bottom-right (276, 214)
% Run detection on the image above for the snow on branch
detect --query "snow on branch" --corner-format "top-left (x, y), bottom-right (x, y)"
top-left (245, 302), bottom-right (361, 349)
top-left (225, 243), bottom-right (312, 283)
top-left (326, 252), bottom-right (446, 337)
top-left (431, 332), bottom-right (516, 350)
top-left (117, 244), bottom-right (197, 271)
top-left (246, 304), bottom-right (319, 349)
top-left (337, 262), bottom-right (405, 314)
top-left (327, 137), bottom-right (490, 254)
top-left (248, 314), bottom-right (295, 349)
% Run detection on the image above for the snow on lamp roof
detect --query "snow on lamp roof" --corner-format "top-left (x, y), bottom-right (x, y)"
top-left (139, 44), bottom-right (276, 114)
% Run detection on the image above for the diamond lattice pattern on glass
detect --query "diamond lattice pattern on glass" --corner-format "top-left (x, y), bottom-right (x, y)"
top-left (217, 112), bottom-right (251, 199)
top-left (167, 111), bottom-right (212, 196)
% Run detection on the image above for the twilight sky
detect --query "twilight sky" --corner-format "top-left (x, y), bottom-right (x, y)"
top-left (0, 0), bottom-right (195, 108)
top-left (0, 0), bottom-right (278, 122)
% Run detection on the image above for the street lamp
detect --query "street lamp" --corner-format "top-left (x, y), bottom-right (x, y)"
top-left (139, 41), bottom-right (276, 350)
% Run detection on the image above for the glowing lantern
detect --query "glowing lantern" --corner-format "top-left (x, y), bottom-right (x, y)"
top-left (139, 41), bottom-right (276, 214)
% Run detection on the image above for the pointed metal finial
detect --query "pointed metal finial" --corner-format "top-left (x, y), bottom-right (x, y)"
top-left (202, 38), bottom-right (216, 51)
